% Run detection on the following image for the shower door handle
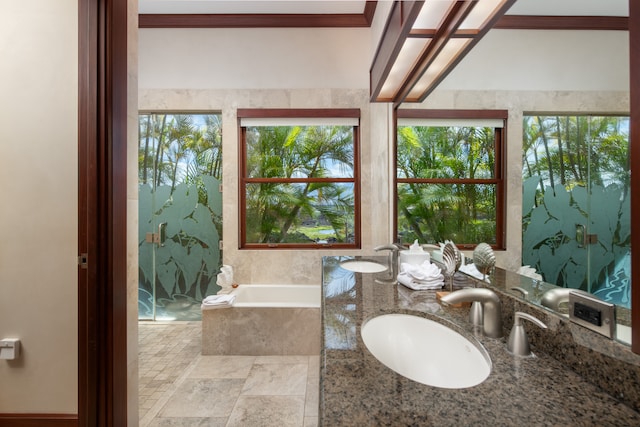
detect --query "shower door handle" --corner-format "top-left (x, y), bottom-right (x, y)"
top-left (157, 222), bottom-right (167, 246)
top-left (145, 222), bottom-right (167, 246)
top-left (576, 224), bottom-right (598, 248)
top-left (576, 224), bottom-right (586, 248)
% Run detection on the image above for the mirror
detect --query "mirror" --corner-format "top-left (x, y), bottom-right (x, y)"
top-left (466, 266), bottom-right (632, 346)
top-left (519, 115), bottom-right (631, 346)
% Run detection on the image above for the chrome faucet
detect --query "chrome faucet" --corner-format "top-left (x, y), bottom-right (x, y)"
top-left (374, 243), bottom-right (403, 282)
top-left (540, 288), bottom-right (591, 313)
top-left (440, 288), bottom-right (504, 338)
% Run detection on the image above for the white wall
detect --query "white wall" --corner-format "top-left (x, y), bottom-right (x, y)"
top-left (0, 0), bottom-right (78, 413)
top-left (440, 30), bottom-right (629, 91)
top-left (139, 27), bottom-right (371, 90)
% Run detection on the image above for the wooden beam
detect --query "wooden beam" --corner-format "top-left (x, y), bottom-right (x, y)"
top-left (405, 0), bottom-right (517, 104)
top-left (495, 15), bottom-right (628, 31)
top-left (370, 1), bottom-right (425, 101)
top-left (139, 12), bottom-right (374, 28)
top-left (363, 1), bottom-right (378, 26)
top-left (396, 0), bottom-right (477, 104)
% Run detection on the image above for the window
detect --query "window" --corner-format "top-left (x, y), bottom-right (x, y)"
top-left (239, 109), bottom-right (360, 249)
top-left (395, 110), bottom-right (506, 249)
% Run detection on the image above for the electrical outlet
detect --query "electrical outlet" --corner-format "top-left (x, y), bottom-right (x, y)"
top-left (569, 291), bottom-right (615, 338)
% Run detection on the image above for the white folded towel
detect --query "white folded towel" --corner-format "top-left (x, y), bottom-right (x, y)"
top-left (397, 261), bottom-right (444, 290)
top-left (400, 261), bottom-right (442, 281)
top-left (201, 294), bottom-right (236, 310)
top-left (397, 272), bottom-right (444, 290)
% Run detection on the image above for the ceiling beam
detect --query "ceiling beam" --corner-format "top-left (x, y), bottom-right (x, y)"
top-left (369, 1), bottom-right (424, 102)
top-left (495, 15), bottom-right (628, 31)
top-left (402, 0), bottom-right (517, 104)
top-left (139, 1), bottom-right (378, 28)
top-left (394, 0), bottom-right (476, 104)
top-left (139, 13), bottom-right (372, 28)
top-left (363, 0), bottom-right (377, 26)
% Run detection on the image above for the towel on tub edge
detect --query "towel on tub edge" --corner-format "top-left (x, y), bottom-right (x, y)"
top-left (201, 294), bottom-right (236, 310)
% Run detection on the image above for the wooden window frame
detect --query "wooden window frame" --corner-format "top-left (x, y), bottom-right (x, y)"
top-left (238, 108), bottom-right (361, 250)
top-left (394, 109), bottom-right (507, 250)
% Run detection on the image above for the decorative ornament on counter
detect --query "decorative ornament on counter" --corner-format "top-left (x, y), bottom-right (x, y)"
top-left (216, 264), bottom-right (235, 294)
top-left (473, 243), bottom-right (496, 281)
top-left (443, 241), bottom-right (463, 270)
top-left (441, 241), bottom-right (460, 291)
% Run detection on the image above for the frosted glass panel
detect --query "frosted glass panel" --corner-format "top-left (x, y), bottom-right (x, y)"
top-left (522, 116), bottom-right (630, 308)
top-left (138, 113), bottom-right (223, 320)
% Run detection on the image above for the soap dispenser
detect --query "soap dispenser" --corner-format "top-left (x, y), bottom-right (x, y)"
top-left (507, 311), bottom-right (547, 357)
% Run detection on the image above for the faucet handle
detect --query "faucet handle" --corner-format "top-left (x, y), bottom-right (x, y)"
top-left (374, 244), bottom-right (400, 252)
top-left (507, 312), bottom-right (547, 357)
top-left (510, 287), bottom-right (529, 299)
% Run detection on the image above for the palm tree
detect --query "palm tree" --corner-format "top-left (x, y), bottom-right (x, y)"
top-left (245, 125), bottom-right (355, 243)
top-left (397, 125), bottom-right (496, 244)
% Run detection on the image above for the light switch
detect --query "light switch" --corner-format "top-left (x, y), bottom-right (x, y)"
top-left (0, 338), bottom-right (20, 360)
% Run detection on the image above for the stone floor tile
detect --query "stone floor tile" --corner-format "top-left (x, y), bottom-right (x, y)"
top-left (255, 355), bottom-right (310, 364)
top-left (226, 395), bottom-right (305, 427)
top-left (139, 321), bottom-right (320, 426)
top-left (304, 375), bottom-right (319, 417)
top-left (304, 416), bottom-right (319, 427)
top-left (158, 378), bottom-right (244, 418)
top-left (148, 417), bottom-right (227, 427)
top-left (242, 363), bottom-right (307, 396)
top-left (189, 355), bottom-right (256, 379)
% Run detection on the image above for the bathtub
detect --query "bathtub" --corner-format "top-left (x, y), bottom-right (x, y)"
top-left (202, 284), bottom-right (321, 356)
top-left (232, 284), bottom-right (320, 308)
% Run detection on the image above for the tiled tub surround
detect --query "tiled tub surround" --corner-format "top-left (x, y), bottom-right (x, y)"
top-left (203, 284), bottom-right (321, 356)
top-left (320, 256), bottom-right (640, 426)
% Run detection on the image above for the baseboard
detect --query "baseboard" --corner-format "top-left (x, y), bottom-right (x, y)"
top-left (0, 414), bottom-right (77, 427)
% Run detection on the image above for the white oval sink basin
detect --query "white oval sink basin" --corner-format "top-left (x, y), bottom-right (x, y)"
top-left (340, 260), bottom-right (388, 273)
top-left (361, 314), bottom-right (491, 389)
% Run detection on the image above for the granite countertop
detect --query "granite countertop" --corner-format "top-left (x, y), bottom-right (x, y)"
top-left (320, 256), bottom-right (640, 426)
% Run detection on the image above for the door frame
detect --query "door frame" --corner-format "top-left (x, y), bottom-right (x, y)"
top-left (78, 0), bottom-right (128, 424)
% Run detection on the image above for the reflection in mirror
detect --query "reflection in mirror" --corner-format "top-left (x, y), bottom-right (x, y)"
top-left (519, 115), bottom-right (631, 345)
top-left (504, 274), bottom-right (632, 346)
top-left (322, 257), bottom-right (359, 350)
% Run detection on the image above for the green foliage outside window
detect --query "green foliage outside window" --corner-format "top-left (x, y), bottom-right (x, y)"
top-left (243, 125), bottom-right (356, 246)
top-left (397, 125), bottom-right (498, 245)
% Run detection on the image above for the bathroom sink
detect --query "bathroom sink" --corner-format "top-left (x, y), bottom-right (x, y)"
top-left (361, 314), bottom-right (491, 389)
top-left (340, 260), bottom-right (388, 273)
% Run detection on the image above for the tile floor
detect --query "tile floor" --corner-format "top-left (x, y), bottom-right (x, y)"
top-left (139, 321), bottom-right (319, 427)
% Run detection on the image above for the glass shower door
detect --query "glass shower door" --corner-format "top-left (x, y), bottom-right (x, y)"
top-left (583, 116), bottom-right (631, 306)
top-left (522, 115), bottom-right (631, 308)
top-left (138, 113), bottom-right (223, 320)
